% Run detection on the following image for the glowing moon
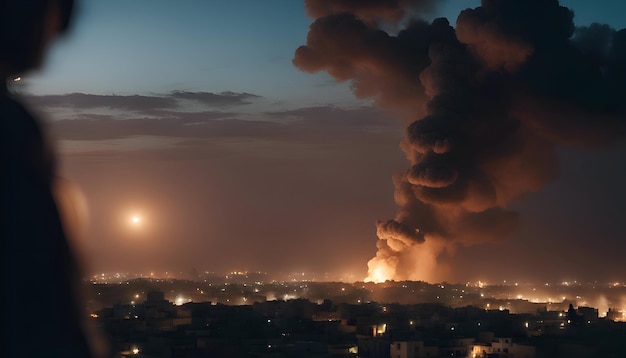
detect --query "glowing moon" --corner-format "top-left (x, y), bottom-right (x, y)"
top-left (130, 216), bottom-right (142, 225)
top-left (124, 208), bottom-right (148, 232)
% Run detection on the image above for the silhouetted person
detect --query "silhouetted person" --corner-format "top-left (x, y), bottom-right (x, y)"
top-left (2, 1), bottom-right (101, 357)
top-left (567, 303), bottom-right (582, 327)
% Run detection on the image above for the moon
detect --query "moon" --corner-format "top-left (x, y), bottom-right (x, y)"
top-left (130, 215), bottom-right (142, 225)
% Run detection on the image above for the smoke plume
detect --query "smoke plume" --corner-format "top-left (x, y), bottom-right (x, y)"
top-left (294, 0), bottom-right (626, 282)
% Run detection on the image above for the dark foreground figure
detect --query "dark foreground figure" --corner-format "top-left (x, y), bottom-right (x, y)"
top-left (1, 0), bottom-right (102, 356)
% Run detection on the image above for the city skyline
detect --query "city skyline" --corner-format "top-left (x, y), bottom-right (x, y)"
top-left (17, 0), bottom-right (626, 283)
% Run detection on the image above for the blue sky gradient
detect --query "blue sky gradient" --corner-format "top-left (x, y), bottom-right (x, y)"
top-left (27, 0), bottom-right (626, 102)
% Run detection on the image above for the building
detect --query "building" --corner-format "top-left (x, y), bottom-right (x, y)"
top-left (471, 337), bottom-right (535, 358)
top-left (390, 340), bottom-right (439, 358)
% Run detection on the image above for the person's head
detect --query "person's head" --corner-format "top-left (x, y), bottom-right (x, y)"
top-left (1, 0), bottom-right (74, 78)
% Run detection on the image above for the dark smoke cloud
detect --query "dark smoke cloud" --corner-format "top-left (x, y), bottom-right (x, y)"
top-left (293, 15), bottom-right (455, 116)
top-left (294, 0), bottom-right (626, 281)
top-left (376, 219), bottom-right (424, 251)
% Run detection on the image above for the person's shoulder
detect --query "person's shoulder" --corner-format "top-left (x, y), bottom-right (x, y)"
top-left (0, 92), bottom-right (42, 137)
top-left (1, 92), bottom-right (37, 119)
top-left (0, 91), bottom-right (55, 179)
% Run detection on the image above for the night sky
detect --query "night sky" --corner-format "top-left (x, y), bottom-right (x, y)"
top-left (19, 0), bottom-right (626, 283)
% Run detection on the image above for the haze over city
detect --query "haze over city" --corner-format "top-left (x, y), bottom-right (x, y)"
top-left (18, 0), bottom-right (626, 284)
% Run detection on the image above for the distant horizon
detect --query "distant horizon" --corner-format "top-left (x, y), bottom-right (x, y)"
top-left (85, 269), bottom-right (626, 287)
top-left (84, 274), bottom-right (626, 321)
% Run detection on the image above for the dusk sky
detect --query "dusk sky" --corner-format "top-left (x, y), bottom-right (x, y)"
top-left (18, 0), bottom-right (626, 283)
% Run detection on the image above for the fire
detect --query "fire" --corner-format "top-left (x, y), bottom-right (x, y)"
top-left (365, 235), bottom-right (448, 283)
top-left (365, 254), bottom-right (397, 283)
top-left (365, 267), bottom-right (389, 283)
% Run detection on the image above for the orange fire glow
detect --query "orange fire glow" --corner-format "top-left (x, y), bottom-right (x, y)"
top-left (365, 260), bottom-right (396, 283)
top-left (364, 237), bottom-right (448, 283)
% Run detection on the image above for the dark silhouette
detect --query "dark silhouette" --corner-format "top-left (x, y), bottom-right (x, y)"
top-left (567, 303), bottom-right (583, 326)
top-left (1, 1), bottom-right (103, 356)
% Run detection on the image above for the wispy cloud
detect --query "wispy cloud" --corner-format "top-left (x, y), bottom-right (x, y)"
top-left (51, 116), bottom-right (286, 141)
top-left (48, 106), bottom-right (401, 143)
top-left (24, 90), bottom-right (261, 113)
top-left (170, 91), bottom-right (260, 107)
top-left (268, 106), bottom-right (402, 127)
top-left (26, 93), bottom-right (178, 111)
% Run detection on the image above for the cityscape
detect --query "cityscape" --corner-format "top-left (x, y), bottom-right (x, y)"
top-left (4, 0), bottom-right (626, 357)
top-left (83, 272), bottom-right (626, 357)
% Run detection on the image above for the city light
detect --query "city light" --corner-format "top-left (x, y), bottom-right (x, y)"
top-left (175, 296), bottom-right (190, 306)
top-left (86, 275), bottom-right (626, 357)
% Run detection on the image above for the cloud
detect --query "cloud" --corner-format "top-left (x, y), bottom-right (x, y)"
top-left (48, 106), bottom-right (400, 143)
top-left (267, 106), bottom-right (402, 127)
top-left (26, 93), bottom-right (177, 111)
top-left (24, 90), bottom-right (261, 113)
top-left (51, 116), bottom-right (285, 141)
top-left (169, 91), bottom-right (260, 107)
